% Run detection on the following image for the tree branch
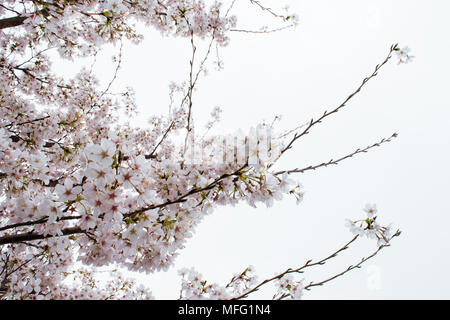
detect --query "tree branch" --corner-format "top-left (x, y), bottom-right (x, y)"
top-left (301, 230), bottom-right (401, 292)
top-left (274, 133), bottom-right (398, 176)
top-left (0, 227), bottom-right (84, 245)
top-left (271, 44), bottom-right (399, 166)
top-left (0, 216), bottom-right (81, 233)
top-left (0, 164), bottom-right (248, 244)
top-left (231, 234), bottom-right (359, 300)
top-left (0, 15), bottom-right (28, 30)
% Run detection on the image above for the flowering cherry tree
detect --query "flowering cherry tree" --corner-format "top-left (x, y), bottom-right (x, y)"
top-left (0, 0), bottom-right (411, 300)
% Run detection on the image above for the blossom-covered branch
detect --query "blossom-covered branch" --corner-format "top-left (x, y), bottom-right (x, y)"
top-left (177, 206), bottom-right (400, 300)
top-left (0, 0), bottom-right (411, 300)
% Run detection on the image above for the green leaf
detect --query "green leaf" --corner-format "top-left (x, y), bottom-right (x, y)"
top-left (163, 219), bottom-right (176, 230)
top-left (125, 217), bottom-right (136, 225)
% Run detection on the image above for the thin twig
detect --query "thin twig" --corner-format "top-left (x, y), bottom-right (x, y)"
top-left (271, 44), bottom-right (399, 166)
top-left (3, 115), bottom-right (50, 129)
top-left (274, 133), bottom-right (398, 175)
top-left (248, 0), bottom-right (290, 21)
top-left (100, 39), bottom-right (123, 98)
top-left (183, 28), bottom-right (197, 155)
top-left (293, 230), bottom-right (401, 296)
top-left (0, 215), bottom-right (81, 233)
top-left (231, 235), bottom-right (359, 300)
top-left (233, 229), bottom-right (400, 300)
top-left (147, 120), bottom-right (175, 159)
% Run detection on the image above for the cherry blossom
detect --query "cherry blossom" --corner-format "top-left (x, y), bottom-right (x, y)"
top-left (55, 178), bottom-right (83, 202)
top-left (396, 46), bottom-right (415, 64)
top-left (0, 0), bottom-right (407, 300)
top-left (346, 204), bottom-right (395, 245)
top-left (275, 275), bottom-right (304, 300)
top-left (363, 203), bottom-right (378, 218)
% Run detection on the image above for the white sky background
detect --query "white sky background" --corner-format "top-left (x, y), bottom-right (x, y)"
top-left (53, 0), bottom-right (450, 299)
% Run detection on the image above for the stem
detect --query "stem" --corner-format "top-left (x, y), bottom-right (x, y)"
top-left (0, 15), bottom-right (28, 30)
top-left (274, 133), bottom-right (398, 175)
top-left (271, 44), bottom-right (399, 167)
top-left (0, 227), bottom-right (84, 245)
top-left (231, 235), bottom-right (359, 300)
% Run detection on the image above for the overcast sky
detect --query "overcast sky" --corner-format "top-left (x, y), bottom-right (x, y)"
top-left (54, 0), bottom-right (450, 299)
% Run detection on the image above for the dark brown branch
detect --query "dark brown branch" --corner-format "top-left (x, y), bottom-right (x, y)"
top-left (0, 227), bottom-right (84, 245)
top-left (0, 4), bottom-right (21, 16)
top-left (0, 8), bottom-right (51, 30)
top-left (0, 15), bottom-right (28, 30)
top-left (0, 216), bottom-right (81, 233)
top-left (3, 116), bottom-right (50, 129)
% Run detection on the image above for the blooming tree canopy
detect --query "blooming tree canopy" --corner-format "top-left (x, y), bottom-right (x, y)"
top-left (0, 0), bottom-right (410, 300)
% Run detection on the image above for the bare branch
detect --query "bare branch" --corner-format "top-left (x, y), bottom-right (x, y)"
top-left (273, 44), bottom-right (399, 165)
top-left (248, 0), bottom-right (290, 21)
top-left (300, 230), bottom-right (402, 293)
top-left (100, 39), bottom-right (124, 98)
top-left (231, 234), bottom-right (359, 300)
top-left (230, 25), bottom-right (294, 34)
top-left (274, 133), bottom-right (398, 176)
top-left (183, 28), bottom-right (197, 155)
top-left (233, 229), bottom-right (400, 300)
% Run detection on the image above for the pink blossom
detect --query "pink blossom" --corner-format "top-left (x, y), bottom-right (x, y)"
top-left (55, 179), bottom-right (82, 202)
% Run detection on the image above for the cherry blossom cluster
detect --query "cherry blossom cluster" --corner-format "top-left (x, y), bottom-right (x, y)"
top-left (395, 46), bottom-right (415, 64)
top-left (0, 0), bottom-right (405, 300)
top-left (346, 204), bottom-right (395, 246)
top-left (1, 0), bottom-right (237, 58)
top-left (178, 267), bottom-right (231, 299)
top-left (274, 274), bottom-right (304, 300)
top-left (1, 247), bottom-right (154, 299)
top-left (226, 265), bottom-right (259, 296)
top-left (178, 265), bottom-right (259, 299)
top-left (176, 207), bottom-right (398, 301)
top-left (0, 82), bottom-right (304, 299)
top-left (0, 0), bottom-right (303, 299)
